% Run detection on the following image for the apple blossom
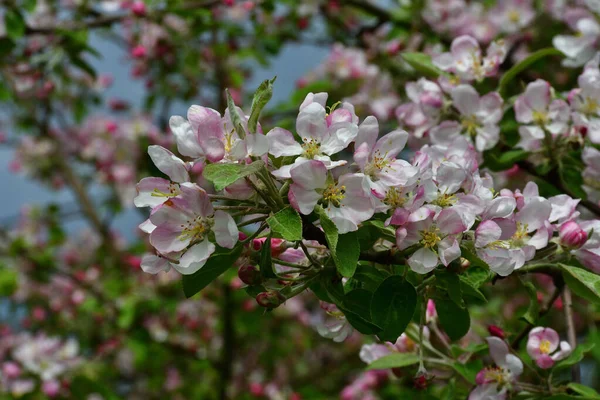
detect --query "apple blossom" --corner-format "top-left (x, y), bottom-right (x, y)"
top-left (526, 327), bottom-right (572, 369)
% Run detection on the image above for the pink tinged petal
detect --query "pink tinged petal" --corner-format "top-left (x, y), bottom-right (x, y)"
top-left (475, 220), bottom-right (502, 248)
top-left (516, 197), bottom-right (551, 231)
top-left (356, 115), bottom-right (379, 150)
top-left (468, 383), bottom-right (506, 400)
top-left (326, 207), bottom-right (359, 234)
top-left (213, 210), bottom-right (239, 249)
top-left (140, 254), bottom-right (171, 274)
top-left (296, 102), bottom-right (328, 141)
top-left (299, 92), bottom-right (328, 110)
top-left (201, 137), bottom-right (226, 163)
top-left (188, 105), bottom-right (223, 140)
top-left (436, 207), bottom-right (467, 235)
top-left (486, 336), bottom-right (510, 367)
top-left (504, 354), bottom-right (524, 377)
top-left (523, 181), bottom-right (540, 199)
top-left (451, 84), bottom-right (480, 116)
top-left (271, 163), bottom-right (294, 179)
top-left (432, 52), bottom-right (454, 70)
top-left (408, 247), bottom-right (439, 274)
top-left (524, 79), bottom-right (551, 113)
top-left (139, 218), bottom-right (156, 234)
top-left (266, 128), bottom-right (303, 157)
top-left (390, 208), bottom-right (410, 226)
top-left (483, 196), bottom-right (516, 220)
top-left (396, 227), bottom-right (408, 248)
top-left (172, 240), bottom-right (216, 275)
top-left (373, 130), bottom-right (409, 159)
top-left (528, 224), bottom-right (551, 249)
top-left (514, 96), bottom-right (533, 123)
top-left (409, 207), bottom-right (435, 223)
top-left (451, 35), bottom-right (481, 61)
top-left (290, 159), bottom-right (328, 190)
top-left (134, 177), bottom-right (174, 208)
top-left (170, 116), bottom-right (204, 159)
top-left (478, 92), bottom-right (504, 124)
top-left (150, 223), bottom-right (188, 253)
top-left (289, 184), bottom-right (321, 215)
top-left (148, 145), bottom-right (190, 183)
top-left (327, 108), bottom-right (353, 125)
top-left (179, 183), bottom-right (214, 217)
top-left (430, 120), bottom-right (462, 146)
top-left (438, 237), bottom-right (461, 266)
top-left (245, 133), bottom-right (269, 157)
top-left (354, 142), bottom-right (371, 171)
top-left (535, 355), bottom-right (555, 369)
top-left (436, 162), bottom-right (466, 194)
top-left (552, 341), bottom-right (573, 362)
top-left (475, 125), bottom-right (500, 151)
top-left (359, 344), bottom-right (392, 364)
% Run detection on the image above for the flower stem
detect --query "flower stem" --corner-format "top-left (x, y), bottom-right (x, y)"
top-left (563, 286), bottom-right (581, 383)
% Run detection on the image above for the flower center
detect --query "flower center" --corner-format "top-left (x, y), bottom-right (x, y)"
top-left (365, 150), bottom-right (392, 177)
top-left (432, 193), bottom-right (457, 208)
top-left (539, 339), bottom-right (552, 354)
top-left (484, 366), bottom-right (511, 385)
top-left (178, 216), bottom-right (213, 242)
top-left (151, 183), bottom-right (180, 198)
top-left (322, 183), bottom-right (346, 208)
top-left (420, 227), bottom-right (441, 248)
top-left (508, 10), bottom-right (520, 23)
top-left (584, 176), bottom-right (600, 190)
top-left (384, 187), bottom-right (406, 208)
top-left (532, 110), bottom-right (548, 125)
top-left (510, 222), bottom-right (529, 247)
top-left (224, 129), bottom-right (236, 154)
top-left (301, 138), bottom-right (321, 159)
top-left (461, 115), bottom-right (480, 137)
top-left (582, 97), bottom-right (599, 115)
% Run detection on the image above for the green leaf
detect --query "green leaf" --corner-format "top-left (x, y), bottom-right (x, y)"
top-left (315, 206), bottom-right (359, 277)
top-left (359, 220), bottom-right (396, 242)
top-left (436, 270), bottom-right (463, 307)
top-left (181, 245), bottom-right (243, 298)
top-left (71, 55), bottom-right (97, 79)
top-left (459, 277), bottom-right (487, 303)
top-left (521, 281), bottom-right (539, 325)
top-left (226, 89), bottom-right (246, 139)
top-left (203, 160), bottom-right (264, 191)
top-left (248, 77), bottom-right (276, 134)
top-left (498, 48), bottom-right (563, 95)
top-left (340, 289), bottom-right (382, 335)
top-left (117, 297), bottom-right (138, 329)
top-left (452, 360), bottom-right (484, 384)
top-left (560, 264), bottom-right (600, 303)
top-left (371, 276), bottom-right (418, 342)
top-left (5, 10), bottom-right (26, 41)
top-left (401, 52), bottom-right (447, 78)
top-left (553, 342), bottom-right (595, 373)
top-left (366, 353), bottom-right (420, 370)
top-left (560, 158), bottom-right (587, 200)
top-left (259, 234), bottom-right (276, 279)
top-left (348, 264), bottom-right (389, 292)
top-left (567, 383), bottom-right (600, 398)
top-left (335, 232), bottom-right (360, 278)
top-left (483, 149), bottom-right (530, 172)
top-left (0, 267), bottom-right (18, 296)
top-left (266, 207), bottom-right (302, 241)
top-left (460, 246), bottom-right (490, 270)
top-left (435, 295), bottom-right (470, 341)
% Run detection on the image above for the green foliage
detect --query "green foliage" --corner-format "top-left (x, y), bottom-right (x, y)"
top-left (370, 276), bottom-right (417, 342)
top-left (0, 266), bottom-right (18, 296)
top-left (366, 353), bottom-right (420, 370)
top-left (435, 294), bottom-right (470, 341)
top-left (203, 160), bottom-right (265, 191)
top-left (521, 281), bottom-right (540, 325)
top-left (315, 206), bottom-right (360, 277)
top-left (4, 9), bottom-right (26, 40)
top-left (248, 77), bottom-right (276, 134)
top-left (266, 207), bottom-right (303, 241)
top-left (560, 264), bottom-right (600, 303)
top-left (483, 149), bottom-right (530, 172)
top-left (259, 234), bottom-right (277, 279)
top-left (181, 245), bottom-right (243, 298)
top-left (498, 48), bottom-right (564, 96)
top-left (553, 342), bottom-right (595, 373)
top-left (401, 52), bottom-right (447, 78)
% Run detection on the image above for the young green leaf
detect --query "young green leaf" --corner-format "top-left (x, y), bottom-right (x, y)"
top-left (560, 264), bottom-right (600, 303)
top-left (5, 10), bottom-right (26, 41)
top-left (366, 353), bottom-right (420, 370)
top-left (226, 88), bottom-right (246, 139)
top-left (315, 207), bottom-right (359, 277)
top-left (553, 342), bottom-right (595, 373)
top-left (267, 207), bottom-right (303, 241)
top-left (371, 276), bottom-right (418, 342)
top-left (203, 160), bottom-right (265, 191)
top-left (498, 48), bottom-right (563, 96)
top-left (248, 77), bottom-right (276, 134)
top-left (181, 245), bottom-right (243, 298)
top-left (401, 52), bottom-right (447, 78)
top-left (259, 234), bottom-right (277, 279)
top-left (521, 281), bottom-right (539, 325)
top-left (435, 295), bottom-right (471, 341)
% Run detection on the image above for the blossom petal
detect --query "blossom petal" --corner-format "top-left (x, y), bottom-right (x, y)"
top-left (213, 210), bottom-right (239, 249)
top-left (148, 145), bottom-right (189, 183)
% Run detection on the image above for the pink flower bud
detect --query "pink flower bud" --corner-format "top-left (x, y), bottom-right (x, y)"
top-left (42, 380), bottom-right (61, 397)
top-left (238, 265), bottom-right (262, 286)
top-left (223, 0), bottom-right (235, 6)
top-left (131, 45), bottom-right (147, 59)
top-left (413, 374), bottom-right (428, 390)
top-left (487, 325), bottom-right (505, 339)
top-left (131, 1), bottom-right (146, 16)
top-left (249, 382), bottom-right (264, 396)
top-left (256, 291), bottom-right (285, 308)
top-left (2, 362), bottom-right (21, 379)
top-left (559, 221), bottom-right (587, 248)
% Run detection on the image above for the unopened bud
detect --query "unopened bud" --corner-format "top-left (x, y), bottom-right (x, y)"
top-left (488, 325), bottom-right (505, 339)
top-left (413, 374), bottom-right (428, 390)
top-left (131, 1), bottom-right (146, 16)
top-left (238, 265), bottom-right (262, 286)
top-left (256, 291), bottom-right (285, 308)
top-left (131, 45), bottom-right (147, 59)
top-left (559, 221), bottom-right (587, 248)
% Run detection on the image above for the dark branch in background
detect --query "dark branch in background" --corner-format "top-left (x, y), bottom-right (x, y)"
top-left (518, 161), bottom-right (600, 217)
top-left (218, 284), bottom-right (235, 400)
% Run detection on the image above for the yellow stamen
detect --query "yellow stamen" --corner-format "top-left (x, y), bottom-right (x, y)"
top-left (322, 184), bottom-right (346, 208)
top-left (301, 138), bottom-right (321, 159)
top-left (420, 227), bottom-right (441, 249)
top-left (539, 339), bottom-right (552, 355)
top-left (461, 115), bottom-right (480, 137)
top-left (384, 187), bottom-right (406, 208)
top-left (178, 216), bottom-right (213, 242)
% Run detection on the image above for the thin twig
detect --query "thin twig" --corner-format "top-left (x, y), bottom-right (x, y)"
top-left (563, 287), bottom-right (581, 383)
